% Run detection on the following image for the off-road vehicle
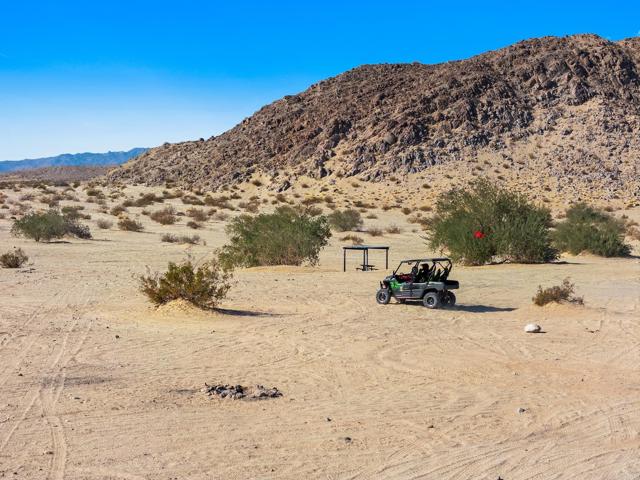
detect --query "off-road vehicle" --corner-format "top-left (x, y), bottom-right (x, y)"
top-left (376, 258), bottom-right (459, 309)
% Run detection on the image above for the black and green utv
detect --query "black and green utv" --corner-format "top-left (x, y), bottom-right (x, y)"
top-left (376, 258), bottom-right (459, 309)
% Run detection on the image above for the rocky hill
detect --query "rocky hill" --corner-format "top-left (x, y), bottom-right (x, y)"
top-left (108, 35), bottom-right (640, 202)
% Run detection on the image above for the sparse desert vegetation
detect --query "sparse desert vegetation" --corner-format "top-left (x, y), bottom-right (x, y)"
top-left (0, 247), bottom-right (29, 268)
top-left (219, 206), bottom-right (331, 268)
top-left (554, 203), bottom-right (631, 257)
top-left (139, 257), bottom-right (232, 310)
top-left (426, 180), bottom-right (557, 265)
top-left (532, 278), bottom-right (584, 306)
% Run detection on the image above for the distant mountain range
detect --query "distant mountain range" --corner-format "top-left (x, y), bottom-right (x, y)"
top-left (0, 148), bottom-right (148, 174)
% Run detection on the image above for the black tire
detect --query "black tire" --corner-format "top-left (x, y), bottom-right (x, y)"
top-left (376, 289), bottom-right (391, 305)
top-left (445, 291), bottom-right (456, 307)
top-left (423, 292), bottom-right (441, 309)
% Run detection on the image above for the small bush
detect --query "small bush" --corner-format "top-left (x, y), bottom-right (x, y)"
top-left (110, 204), bottom-right (127, 216)
top-left (0, 248), bottom-right (28, 268)
top-left (553, 203), bottom-right (631, 257)
top-left (186, 220), bottom-right (202, 229)
top-left (533, 278), bottom-right (584, 306)
top-left (161, 233), bottom-right (203, 245)
top-left (11, 210), bottom-right (91, 242)
top-left (386, 224), bottom-right (402, 234)
top-left (186, 208), bottom-right (208, 222)
top-left (340, 234), bottom-right (364, 245)
top-left (367, 227), bottom-right (383, 237)
top-left (118, 217), bottom-right (144, 232)
top-left (96, 219), bottom-right (113, 229)
top-left (426, 180), bottom-right (557, 265)
top-left (150, 207), bottom-right (177, 225)
top-left (219, 206), bottom-right (331, 268)
top-left (327, 209), bottom-right (363, 232)
top-left (135, 192), bottom-right (163, 207)
top-left (139, 257), bottom-right (232, 310)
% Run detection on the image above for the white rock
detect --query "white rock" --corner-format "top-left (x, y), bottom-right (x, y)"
top-left (524, 323), bottom-right (542, 333)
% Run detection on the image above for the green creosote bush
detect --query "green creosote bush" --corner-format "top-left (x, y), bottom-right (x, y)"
top-left (219, 206), bottom-right (331, 268)
top-left (425, 180), bottom-right (557, 265)
top-left (553, 203), bottom-right (631, 257)
top-left (139, 256), bottom-right (232, 310)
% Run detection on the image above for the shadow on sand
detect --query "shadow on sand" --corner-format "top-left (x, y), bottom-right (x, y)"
top-left (453, 304), bottom-right (516, 313)
top-left (214, 307), bottom-right (282, 318)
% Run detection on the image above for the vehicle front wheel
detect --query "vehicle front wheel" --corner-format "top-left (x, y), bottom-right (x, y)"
top-left (423, 292), bottom-right (441, 309)
top-left (376, 289), bottom-right (391, 305)
top-left (444, 291), bottom-right (456, 307)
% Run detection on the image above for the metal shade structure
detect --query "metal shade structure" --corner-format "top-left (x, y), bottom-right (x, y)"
top-left (342, 245), bottom-right (389, 272)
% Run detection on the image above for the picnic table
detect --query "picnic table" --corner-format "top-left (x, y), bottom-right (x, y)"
top-left (342, 245), bottom-right (389, 272)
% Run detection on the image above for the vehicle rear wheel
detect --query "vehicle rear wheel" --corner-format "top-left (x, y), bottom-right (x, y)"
top-left (444, 291), bottom-right (456, 307)
top-left (376, 289), bottom-right (391, 305)
top-left (423, 292), bottom-right (441, 309)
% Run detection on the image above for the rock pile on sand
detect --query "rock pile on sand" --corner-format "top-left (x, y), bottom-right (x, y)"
top-left (203, 383), bottom-right (283, 400)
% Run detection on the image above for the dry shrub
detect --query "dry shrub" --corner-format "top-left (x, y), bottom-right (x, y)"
top-left (340, 234), bottom-right (364, 245)
top-left (139, 257), bottom-right (232, 310)
top-left (110, 204), bottom-right (127, 216)
top-left (1, 248), bottom-right (28, 268)
top-left (212, 212), bottom-right (230, 222)
top-left (367, 227), bottom-right (383, 237)
top-left (386, 224), bottom-right (402, 234)
top-left (186, 208), bottom-right (208, 222)
top-left (150, 207), bottom-right (177, 225)
top-left (96, 219), bottom-right (113, 229)
top-left (118, 217), bottom-right (144, 232)
top-left (533, 278), bottom-right (583, 306)
top-left (135, 192), bottom-right (163, 207)
top-left (186, 220), bottom-right (202, 229)
top-left (161, 233), bottom-right (203, 245)
top-left (627, 226), bottom-right (640, 241)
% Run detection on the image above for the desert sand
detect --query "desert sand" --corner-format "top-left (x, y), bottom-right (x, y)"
top-left (1, 184), bottom-right (640, 479)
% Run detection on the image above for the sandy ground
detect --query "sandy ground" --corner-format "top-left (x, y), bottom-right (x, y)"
top-left (1, 186), bottom-right (640, 479)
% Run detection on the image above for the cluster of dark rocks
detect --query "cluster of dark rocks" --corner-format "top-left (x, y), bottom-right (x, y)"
top-left (203, 383), bottom-right (282, 400)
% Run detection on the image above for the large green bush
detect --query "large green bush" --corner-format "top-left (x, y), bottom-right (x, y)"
top-left (139, 257), bottom-right (232, 310)
top-left (11, 210), bottom-right (91, 242)
top-left (327, 209), bottom-right (363, 232)
top-left (426, 180), bottom-right (557, 265)
top-left (553, 203), bottom-right (630, 257)
top-left (219, 206), bottom-right (331, 268)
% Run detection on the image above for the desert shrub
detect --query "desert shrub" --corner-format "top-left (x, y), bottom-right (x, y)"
top-left (533, 278), bottom-right (584, 306)
top-left (181, 195), bottom-right (204, 206)
top-left (627, 226), bottom-right (640, 242)
top-left (553, 204), bottom-right (631, 257)
top-left (340, 234), bottom-right (364, 245)
top-left (186, 220), bottom-right (202, 229)
top-left (208, 212), bottom-right (227, 222)
top-left (96, 219), bottom-right (113, 229)
top-left (161, 233), bottom-right (203, 245)
top-left (219, 206), bottom-right (331, 268)
top-left (327, 209), bottom-right (363, 232)
top-left (386, 224), bottom-right (402, 234)
top-left (135, 192), bottom-right (163, 207)
top-left (61, 205), bottom-right (90, 220)
top-left (118, 217), bottom-right (144, 232)
top-left (139, 257), bottom-right (232, 309)
top-left (110, 204), bottom-right (127, 216)
top-left (186, 208), bottom-right (208, 222)
top-left (367, 227), bottom-right (383, 237)
top-left (0, 248), bottom-right (28, 268)
top-left (150, 207), bottom-right (177, 225)
top-left (426, 180), bottom-right (557, 265)
top-left (11, 210), bottom-right (91, 242)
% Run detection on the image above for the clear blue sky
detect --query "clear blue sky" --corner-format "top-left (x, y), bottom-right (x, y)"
top-left (1, 1), bottom-right (638, 160)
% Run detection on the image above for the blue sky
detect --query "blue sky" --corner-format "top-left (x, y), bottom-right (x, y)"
top-left (1, 1), bottom-right (638, 160)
